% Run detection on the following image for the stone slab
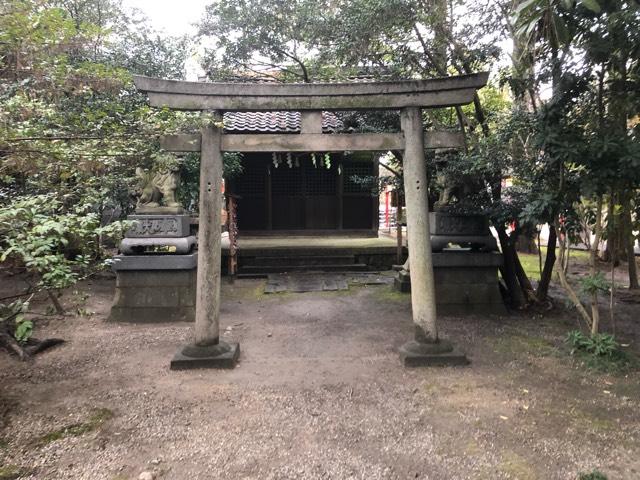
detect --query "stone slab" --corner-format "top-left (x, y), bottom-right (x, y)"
top-left (111, 253), bottom-right (198, 271)
top-left (400, 347), bottom-right (469, 367)
top-left (120, 236), bottom-right (196, 255)
top-left (264, 274), bottom-right (347, 293)
top-left (263, 273), bottom-right (393, 294)
top-left (170, 343), bottom-right (240, 370)
top-left (126, 215), bottom-right (191, 238)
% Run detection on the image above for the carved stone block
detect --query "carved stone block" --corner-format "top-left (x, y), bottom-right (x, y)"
top-left (126, 215), bottom-right (191, 238)
top-left (430, 212), bottom-right (488, 236)
top-left (429, 212), bottom-right (497, 252)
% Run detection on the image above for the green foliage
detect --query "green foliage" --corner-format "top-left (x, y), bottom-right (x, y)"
top-left (175, 152), bottom-right (244, 212)
top-left (578, 470), bottom-right (608, 480)
top-left (578, 271), bottom-right (610, 296)
top-left (14, 318), bottom-right (33, 343)
top-left (566, 330), bottom-right (633, 373)
top-left (0, 299), bottom-right (32, 343)
top-left (0, 0), bottom-right (200, 347)
top-left (567, 330), bottom-right (618, 356)
top-left (199, 0), bottom-right (503, 84)
top-left (0, 0), bottom-right (194, 216)
top-left (0, 195), bottom-right (126, 291)
top-left (199, 0), bottom-right (330, 82)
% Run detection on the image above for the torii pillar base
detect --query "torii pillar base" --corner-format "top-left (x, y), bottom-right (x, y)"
top-left (170, 341), bottom-right (240, 370)
top-left (399, 339), bottom-right (468, 367)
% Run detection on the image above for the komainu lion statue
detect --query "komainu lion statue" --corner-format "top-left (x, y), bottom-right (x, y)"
top-left (136, 167), bottom-right (181, 209)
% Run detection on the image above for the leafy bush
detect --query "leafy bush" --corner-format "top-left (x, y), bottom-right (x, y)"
top-left (578, 272), bottom-right (610, 296)
top-left (566, 330), bottom-right (633, 374)
top-left (0, 299), bottom-right (33, 344)
top-left (0, 195), bottom-right (127, 293)
top-left (567, 331), bottom-right (618, 357)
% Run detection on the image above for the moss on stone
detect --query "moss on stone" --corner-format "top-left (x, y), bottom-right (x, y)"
top-left (376, 286), bottom-right (410, 303)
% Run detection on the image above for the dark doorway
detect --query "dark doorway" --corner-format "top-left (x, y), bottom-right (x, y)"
top-left (232, 154), bottom-right (376, 234)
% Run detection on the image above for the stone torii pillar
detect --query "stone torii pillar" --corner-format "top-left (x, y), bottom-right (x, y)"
top-left (170, 118), bottom-right (239, 369)
top-left (398, 107), bottom-right (467, 366)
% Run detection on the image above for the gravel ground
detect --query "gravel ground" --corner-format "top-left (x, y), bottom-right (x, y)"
top-left (1, 276), bottom-right (639, 480)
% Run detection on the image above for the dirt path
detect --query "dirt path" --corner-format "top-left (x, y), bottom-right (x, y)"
top-left (1, 277), bottom-right (639, 479)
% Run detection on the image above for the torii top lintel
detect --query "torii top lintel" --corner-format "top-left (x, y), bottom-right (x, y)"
top-left (133, 72), bottom-right (489, 112)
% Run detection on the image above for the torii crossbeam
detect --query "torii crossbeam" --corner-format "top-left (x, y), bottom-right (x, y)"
top-left (133, 72), bottom-right (489, 369)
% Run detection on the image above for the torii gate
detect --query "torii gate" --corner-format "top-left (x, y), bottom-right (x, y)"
top-left (133, 72), bottom-right (489, 368)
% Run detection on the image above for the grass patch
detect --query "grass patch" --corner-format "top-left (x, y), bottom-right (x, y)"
top-left (0, 438), bottom-right (8, 450)
top-left (490, 333), bottom-right (556, 358)
top-left (35, 408), bottom-right (113, 446)
top-left (570, 408), bottom-right (616, 432)
top-left (542, 404), bottom-right (616, 434)
top-left (498, 452), bottom-right (537, 480)
top-left (517, 246), bottom-right (590, 281)
top-left (570, 349), bottom-right (636, 375)
top-left (0, 465), bottom-right (23, 480)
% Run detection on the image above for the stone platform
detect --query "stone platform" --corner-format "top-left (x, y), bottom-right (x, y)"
top-left (222, 235), bottom-right (405, 274)
top-left (108, 253), bottom-right (197, 323)
top-left (395, 251), bottom-right (506, 315)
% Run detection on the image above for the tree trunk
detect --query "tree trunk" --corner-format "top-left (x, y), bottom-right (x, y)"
top-left (47, 289), bottom-right (65, 315)
top-left (536, 224), bottom-right (557, 300)
top-left (496, 225), bottom-right (526, 308)
top-left (623, 200), bottom-right (639, 289)
top-left (589, 195), bottom-right (604, 335)
top-left (514, 251), bottom-right (537, 301)
top-left (600, 193), bottom-right (615, 262)
top-left (555, 219), bottom-right (591, 330)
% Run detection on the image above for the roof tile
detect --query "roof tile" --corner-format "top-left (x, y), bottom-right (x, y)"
top-left (223, 111), bottom-right (342, 133)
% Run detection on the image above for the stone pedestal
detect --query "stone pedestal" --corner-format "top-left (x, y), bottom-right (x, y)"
top-left (108, 253), bottom-right (197, 322)
top-left (395, 252), bottom-right (506, 315)
top-left (170, 341), bottom-right (240, 370)
top-left (108, 213), bottom-right (199, 323)
top-left (399, 339), bottom-right (469, 367)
